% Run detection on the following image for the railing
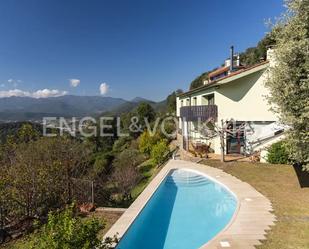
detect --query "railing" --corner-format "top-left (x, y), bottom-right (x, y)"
top-left (180, 105), bottom-right (218, 121)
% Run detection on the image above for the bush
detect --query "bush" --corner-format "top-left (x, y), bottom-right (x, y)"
top-left (15, 205), bottom-right (117, 249)
top-left (151, 139), bottom-right (169, 165)
top-left (267, 141), bottom-right (289, 164)
top-left (112, 136), bottom-right (132, 153)
top-left (138, 131), bottom-right (160, 156)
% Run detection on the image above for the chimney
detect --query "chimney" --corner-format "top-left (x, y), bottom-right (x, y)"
top-left (266, 46), bottom-right (276, 66)
top-left (230, 46), bottom-right (234, 72)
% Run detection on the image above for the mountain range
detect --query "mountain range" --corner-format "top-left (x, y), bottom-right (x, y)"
top-left (0, 95), bottom-right (165, 122)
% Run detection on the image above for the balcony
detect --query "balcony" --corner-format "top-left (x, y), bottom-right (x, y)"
top-left (180, 105), bottom-right (218, 122)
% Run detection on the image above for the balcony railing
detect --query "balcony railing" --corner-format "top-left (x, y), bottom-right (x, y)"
top-left (180, 105), bottom-right (218, 121)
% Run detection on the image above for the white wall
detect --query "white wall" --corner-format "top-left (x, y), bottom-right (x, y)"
top-left (176, 65), bottom-right (279, 155)
top-left (215, 70), bottom-right (277, 122)
top-left (176, 66), bottom-right (277, 123)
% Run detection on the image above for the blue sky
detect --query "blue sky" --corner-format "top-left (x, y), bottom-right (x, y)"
top-left (0, 0), bottom-right (284, 101)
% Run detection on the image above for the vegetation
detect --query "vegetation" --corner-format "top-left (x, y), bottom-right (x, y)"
top-left (239, 33), bottom-right (276, 66)
top-left (11, 205), bottom-right (117, 249)
top-left (267, 141), bottom-right (289, 164)
top-left (189, 31), bottom-right (275, 91)
top-left (189, 70), bottom-right (212, 90)
top-left (0, 90), bottom-right (177, 246)
top-left (201, 159), bottom-right (309, 249)
top-left (139, 131), bottom-right (160, 156)
top-left (151, 140), bottom-right (169, 165)
top-left (265, 0), bottom-right (309, 171)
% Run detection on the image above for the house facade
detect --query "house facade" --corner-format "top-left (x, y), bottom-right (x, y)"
top-left (176, 48), bottom-right (285, 159)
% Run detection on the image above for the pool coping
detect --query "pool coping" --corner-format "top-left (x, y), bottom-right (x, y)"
top-left (104, 160), bottom-right (276, 249)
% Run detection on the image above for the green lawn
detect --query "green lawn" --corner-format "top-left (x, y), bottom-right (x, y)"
top-left (201, 159), bottom-right (309, 249)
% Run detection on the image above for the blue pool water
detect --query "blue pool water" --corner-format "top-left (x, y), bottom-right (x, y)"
top-left (116, 169), bottom-right (237, 249)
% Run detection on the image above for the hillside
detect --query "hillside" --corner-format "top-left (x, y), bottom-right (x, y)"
top-left (0, 95), bottom-right (127, 121)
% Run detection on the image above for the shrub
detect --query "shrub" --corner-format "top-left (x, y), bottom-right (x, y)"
top-left (267, 141), bottom-right (289, 164)
top-left (138, 131), bottom-right (160, 156)
top-left (14, 205), bottom-right (117, 249)
top-left (113, 149), bottom-right (145, 168)
top-left (112, 136), bottom-right (132, 153)
top-left (151, 139), bottom-right (169, 165)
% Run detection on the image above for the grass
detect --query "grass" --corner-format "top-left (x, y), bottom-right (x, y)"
top-left (82, 210), bottom-right (124, 239)
top-left (131, 158), bottom-right (161, 199)
top-left (201, 159), bottom-right (309, 249)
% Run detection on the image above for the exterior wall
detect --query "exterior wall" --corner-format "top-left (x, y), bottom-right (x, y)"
top-left (215, 70), bottom-right (277, 122)
top-left (176, 64), bottom-right (281, 156)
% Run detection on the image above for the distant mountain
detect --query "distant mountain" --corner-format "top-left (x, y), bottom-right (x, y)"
top-left (130, 97), bottom-right (153, 103)
top-left (102, 97), bottom-right (167, 116)
top-left (0, 95), bottom-right (127, 121)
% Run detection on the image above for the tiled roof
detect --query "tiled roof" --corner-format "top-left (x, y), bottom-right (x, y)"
top-left (208, 66), bottom-right (229, 78)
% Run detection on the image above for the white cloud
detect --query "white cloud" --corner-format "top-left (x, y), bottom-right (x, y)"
top-left (0, 89), bottom-right (67, 98)
top-left (69, 79), bottom-right (80, 87)
top-left (32, 89), bottom-right (68, 98)
top-left (99, 83), bottom-right (109, 95)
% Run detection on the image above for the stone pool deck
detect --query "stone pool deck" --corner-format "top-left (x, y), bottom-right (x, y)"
top-left (105, 159), bottom-right (276, 249)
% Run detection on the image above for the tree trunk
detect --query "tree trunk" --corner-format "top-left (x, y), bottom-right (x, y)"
top-left (220, 136), bottom-right (225, 163)
top-left (220, 120), bottom-right (226, 163)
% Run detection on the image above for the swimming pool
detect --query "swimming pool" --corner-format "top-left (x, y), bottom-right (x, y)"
top-left (116, 169), bottom-right (237, 249)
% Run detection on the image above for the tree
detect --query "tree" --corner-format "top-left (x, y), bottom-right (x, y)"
top-left (111, 149), bottom-right (144, 201)
top-left (239, 33), bottom-right (276, 66)
top-left (111, 164), bottom-right (140, 201)
top-left (189, 71), bottom-right (212, 90)
top-left (151, 139), bottom-right (169, 165)
top-left (112, 149), bottom-right (145, 169)
top-left (166, 90), bottom-right (183, 113)
top-left (138, 131), bottom-right (160, 156)
top-left (14, 205), bottom-right (117, 249)
top-left (0, 136), bottom-right (91, 224)
top-left (136, 102), bottom-right (156, 129)
top-left (265, 0), bottom-right (309, 170)
top-left (16, 124), bottom-right (39, 143)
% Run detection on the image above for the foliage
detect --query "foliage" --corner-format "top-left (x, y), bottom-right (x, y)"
top-left (189, 71), bottom-right (212, 90)
top-left (265, 0), bottom-right (309, 170)
top-left (138, 131), bottom-right (160, 156)
top-left (136, 102), bottom-right (156, 129)
top-left (0, 136), bottom-right (91, 225)
top-left (91, 152), bottom-right (114, 177)
top-left (13, 205), bottom-right (117, 249)
top-left (239, 33), bottom-right (276, 66)
top-left (112, 149), bottom-right (145, 169)
top-left (151, 139), bottom-right (169, 165)
top-left (112, 136), bottom-right (132, 153)
top-left (166, 90), bottom-right (183, 113)
top-left (267, 141), bottom-right (289, 164)
top-left (0, 122), bottom-right (41, 143)
top-left (111, 163), bottom-right (141, 202)
top-left (189, 31), bottom-right (275, 91)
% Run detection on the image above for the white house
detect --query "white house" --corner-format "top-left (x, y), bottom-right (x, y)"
top-left (176, 47), bottom-right (285, 159)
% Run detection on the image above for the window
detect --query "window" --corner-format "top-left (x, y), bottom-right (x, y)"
top-left (202, 94), bottom-right (215, 105)
top-left (207, 94), bottom-right (215, 105)
top-left (186, 98), bottom-right (190, 106)
top-left (181, 100), bottom-right (183, 107)
top-left (193, 97), bottom-right (197, 106)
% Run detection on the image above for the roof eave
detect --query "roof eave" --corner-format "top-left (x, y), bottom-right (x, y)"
top-left (177, 61), bottom-right (269, 98)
